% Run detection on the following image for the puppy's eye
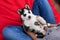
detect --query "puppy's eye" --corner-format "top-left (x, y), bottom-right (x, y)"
top-left (23, 14), bottom-right (26, 16)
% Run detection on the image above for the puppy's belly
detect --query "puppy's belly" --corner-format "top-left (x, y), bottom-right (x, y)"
top-left (30, 26), bottom-right (41, 32)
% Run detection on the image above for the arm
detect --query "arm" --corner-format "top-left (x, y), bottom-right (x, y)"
top-left (25, 31), bottom-right (37, 40)
top-left (48, 23), bottom-right (57, 28)
top-left (36, 16), bottom-right (57, 28)
top-left (32, 0), bottom-right (56, 24)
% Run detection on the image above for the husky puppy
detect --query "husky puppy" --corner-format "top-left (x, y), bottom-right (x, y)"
top-left (17, 4), bottom-right (47, 38)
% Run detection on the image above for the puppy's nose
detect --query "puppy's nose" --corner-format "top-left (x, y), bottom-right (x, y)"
top-left (23, 14), bottom-right (26, 17)
top-left (28, 16), bottom-right (31, 19)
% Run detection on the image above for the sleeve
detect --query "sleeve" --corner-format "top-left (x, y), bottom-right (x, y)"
top-left (32, 0), bottom-right (56, 24)
top-left (32, 0), bottom-right (40, 15)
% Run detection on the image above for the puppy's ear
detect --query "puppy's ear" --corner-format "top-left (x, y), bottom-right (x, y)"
top-left (24, 4), bottom-right (30, 9)
top-left (17, 9), bottom-right (22, 15)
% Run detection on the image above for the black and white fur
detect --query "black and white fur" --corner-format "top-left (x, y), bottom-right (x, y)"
top-left (17, 4), bottom-right (47, 38)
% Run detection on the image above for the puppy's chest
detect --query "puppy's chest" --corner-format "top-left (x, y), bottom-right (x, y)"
top-left (24, 17), bottom-right (40, 27)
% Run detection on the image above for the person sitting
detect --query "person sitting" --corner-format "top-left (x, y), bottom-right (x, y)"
top-left (0, 0), bottom-right (59, 40)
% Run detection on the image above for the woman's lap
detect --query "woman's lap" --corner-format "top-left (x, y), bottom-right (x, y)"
top-left (38, 26), bottom-right (60, 40)
top-left (2, 26), bottom-right (32, 40)
top-left (45, 26), bottom-right (60, 40)
top-left (2, 26), bottom-right (60, 40)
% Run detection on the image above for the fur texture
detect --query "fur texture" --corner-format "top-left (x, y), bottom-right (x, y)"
top-left (17, 4), bottom-right (47, 38)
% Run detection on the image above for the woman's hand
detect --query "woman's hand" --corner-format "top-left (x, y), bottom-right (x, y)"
top-left (26, 31), bottom-right (38, 40)
top-left (33, 37), bottom-right (38, 40)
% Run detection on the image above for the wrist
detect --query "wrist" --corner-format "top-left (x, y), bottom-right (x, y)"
top-left (47, 23), bottom-right (51, 26)
top-left (32, 37), bottom-right (37, 40)
top-left (43, 23), bottom-right (51, 27)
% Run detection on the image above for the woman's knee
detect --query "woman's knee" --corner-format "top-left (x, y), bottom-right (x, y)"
top-left (2, 26), bottom-right (23, 34)
top-left (2, 26), bottom-right (15, 38)
top-left (2, 26), bottom-right (11, 35)
top-left (2, 26), bottom-right (32, 40)
top-left (2, 26), bottom-right (22, 39)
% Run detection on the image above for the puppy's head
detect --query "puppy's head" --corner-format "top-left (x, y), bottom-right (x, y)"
top-left (17, 4), bottom-right (33, 21)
